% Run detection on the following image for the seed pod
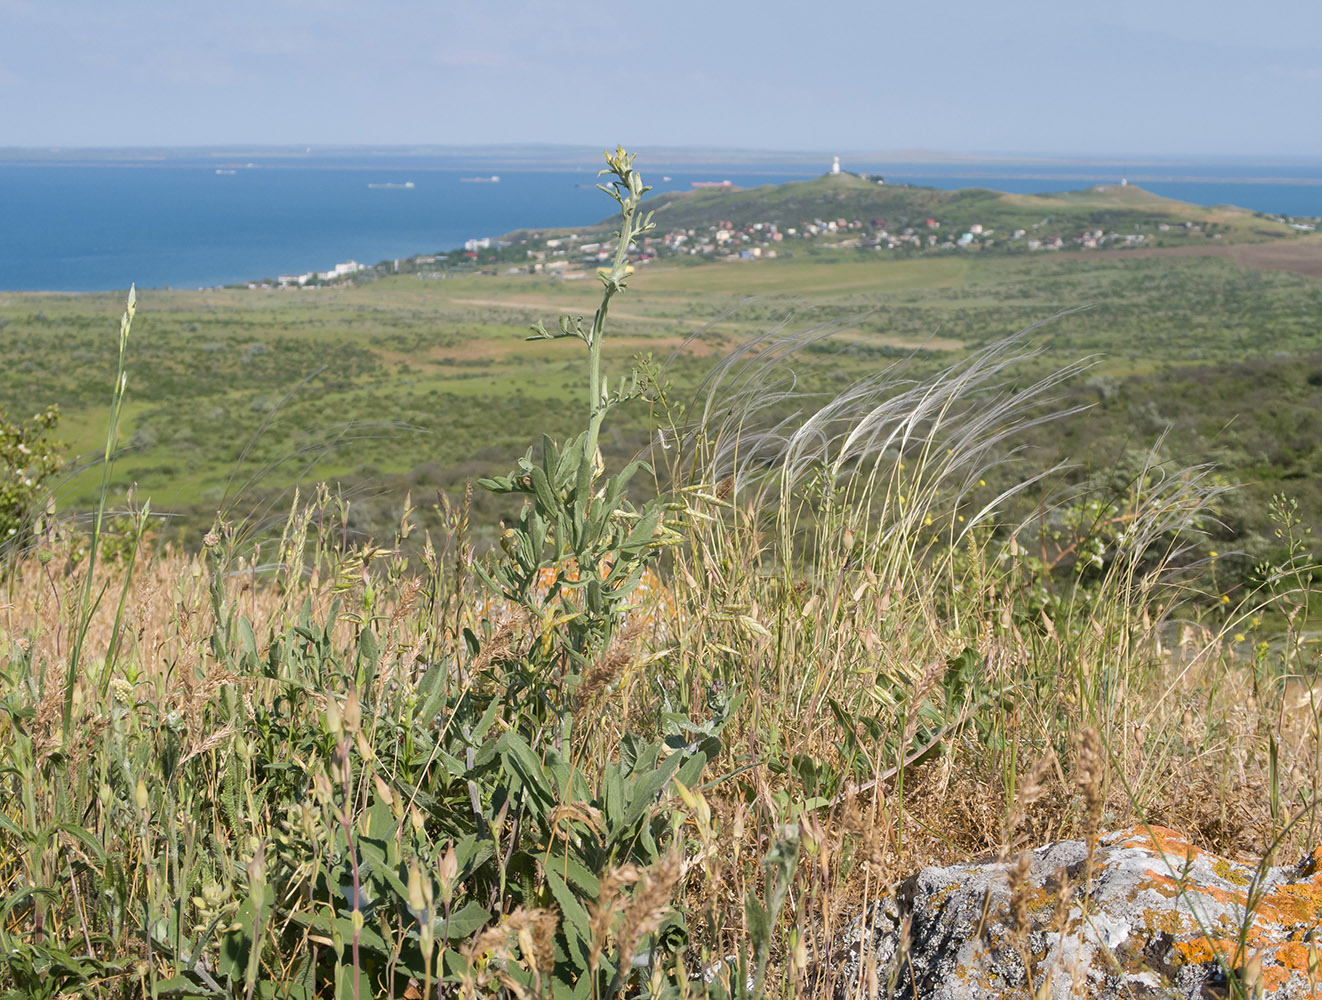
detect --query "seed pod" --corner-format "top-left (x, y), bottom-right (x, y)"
top-left (324, 698), bottom-right (342, 737)
top-left (343, 690), bottom-right (361, 734)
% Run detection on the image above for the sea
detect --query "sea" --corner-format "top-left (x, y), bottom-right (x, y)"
top-left (3, 150), bottom-right (1322, 293)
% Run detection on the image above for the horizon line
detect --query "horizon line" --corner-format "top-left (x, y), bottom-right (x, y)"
top-left (2, 143), bottom-right (1321, 166)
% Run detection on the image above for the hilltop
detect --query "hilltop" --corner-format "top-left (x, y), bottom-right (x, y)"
top-left (622, 171), bottom-right (1297, 240)
top-left (478, 172), bottom-right (1310, 275)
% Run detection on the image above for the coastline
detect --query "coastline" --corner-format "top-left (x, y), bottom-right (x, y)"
top-left (3, 158), bottom-right (1322, 293)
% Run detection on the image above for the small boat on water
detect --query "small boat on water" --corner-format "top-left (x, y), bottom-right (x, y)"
top-left (691, 180), bottom-right (732, 188)
top-left (368, 181), bottom-right (415, 189)
top-left (461, 175), bottom-right (500, 183)
top-left (215, 169), bottom-right (236, 175)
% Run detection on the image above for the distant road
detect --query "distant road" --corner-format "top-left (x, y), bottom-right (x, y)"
top-left (1059, 236), bottom-right (1322, 278)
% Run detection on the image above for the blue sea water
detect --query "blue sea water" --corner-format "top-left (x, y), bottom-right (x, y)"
top-left (2, 153), bottom-right (1321, 292)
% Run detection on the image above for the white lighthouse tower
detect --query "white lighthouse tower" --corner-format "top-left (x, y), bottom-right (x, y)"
top-left (831, 155), bottom-right (841, 175)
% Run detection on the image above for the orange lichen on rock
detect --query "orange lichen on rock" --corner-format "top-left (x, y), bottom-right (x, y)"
top-left (831, 824), bottom-right (1322, 998)
top-left (1300, 847), bottom-right (1322, 878)
top-left (1172, 936), bottom-right (1235, 964)
top-left (1277, 942), bottom-right (1319, 974)
top-left (1117, 824), bottom-right (1205, 858)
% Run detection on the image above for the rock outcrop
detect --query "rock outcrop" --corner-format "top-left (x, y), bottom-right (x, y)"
top-left (832, 826), bottom-right (1322, 998)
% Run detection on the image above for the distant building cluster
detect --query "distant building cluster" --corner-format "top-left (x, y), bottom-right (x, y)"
top-left (275, 259), bottom-right (364, 287)
top-left (507, 212), bottom-right (1169, 275)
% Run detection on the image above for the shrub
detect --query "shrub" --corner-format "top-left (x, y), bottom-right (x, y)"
top-left (0, 403), bottom-right (64, 555)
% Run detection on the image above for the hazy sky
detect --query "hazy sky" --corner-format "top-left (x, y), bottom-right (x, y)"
top-left (3, 0), bottom-right (1319, 157)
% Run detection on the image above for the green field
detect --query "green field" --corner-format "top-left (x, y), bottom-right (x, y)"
top-left (4, 230), bottom-right (1322, 563)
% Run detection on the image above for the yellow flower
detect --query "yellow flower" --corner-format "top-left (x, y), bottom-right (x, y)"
top-left (1233, 633), bottom-right (1246, 643)
top-left (1208, 550), bottom-right (1218, 559)
top-left (1220, 594), bottom-right (1230, 605)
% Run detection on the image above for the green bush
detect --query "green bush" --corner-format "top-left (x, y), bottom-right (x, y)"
top-left (0, 403), bottom-right (64, 554)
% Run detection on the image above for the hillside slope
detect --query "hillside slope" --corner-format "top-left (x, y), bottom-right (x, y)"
top-left (593, 172), bottom-right (1298, 244)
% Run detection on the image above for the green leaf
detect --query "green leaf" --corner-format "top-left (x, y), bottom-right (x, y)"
top-left (238, 617), bottom-right (257, 661)
top-left (543, 846), bottom-right (601, 897)
top-left (359, 628), bottom-right (379, 669)
top-left (453, 832), bottom-right (496, 878)
top-left (152, 974), bottom-right (216, 997)
top-left (439, 900), bottom-right (493, 941)
top-left (554, 436), bottom-right (584, 487)
top-left (529, 465), bottom-right (559, 516)
top-left (620, 506), bottom-right (661, 557)
top-left (217, 898), bottom-right (255, 980)
top-left (544, 867), bottom-right (591, 941)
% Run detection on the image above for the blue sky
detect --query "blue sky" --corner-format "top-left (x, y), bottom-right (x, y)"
top-left (2, 0), bottom-right (1319, 157)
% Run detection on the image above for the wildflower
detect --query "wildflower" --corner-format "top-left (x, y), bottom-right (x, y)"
top-left (1220, 594), bottom-right (1230, 605)
top-left (1209, 550), bottom-right (1218, 559)
top-left (1234, 633), bottom-right (1246, 643)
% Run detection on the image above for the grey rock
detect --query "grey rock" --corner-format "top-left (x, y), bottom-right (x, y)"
top-left (824, 825), bottom-right (1322, 999)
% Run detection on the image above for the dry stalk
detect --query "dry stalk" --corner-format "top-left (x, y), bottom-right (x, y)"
top-left (1075, 727), bottom-right (1105, 883)
top-left (575, 620), bottom-right (645, 721)
top-left (1006, 849), bottom-right (1036, 996)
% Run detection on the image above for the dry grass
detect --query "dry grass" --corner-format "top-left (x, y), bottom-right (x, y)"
top-left (2, 465), bottom-right (1319, 997)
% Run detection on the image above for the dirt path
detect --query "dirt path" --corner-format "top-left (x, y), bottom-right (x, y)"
top-left (1056, 236), bottom-right (1322, 278)
top-left (447, 296), bottom-right (701, 328)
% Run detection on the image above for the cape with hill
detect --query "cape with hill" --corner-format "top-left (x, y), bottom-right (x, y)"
top-left (497, 170), bottom-right (1307, 261)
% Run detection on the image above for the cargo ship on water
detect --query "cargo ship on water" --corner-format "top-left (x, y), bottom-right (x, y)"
top-left (368, 181), bottom-right (415, 189)
top-left (690, 180), bottom-right (732, 188)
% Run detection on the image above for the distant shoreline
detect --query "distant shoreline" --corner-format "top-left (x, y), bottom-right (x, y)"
top-left (7, 157), bottom-right (1322, 187)
top-left (4, 159), bottom-right (1322, 293)
top-left (4, 144), bottom-right (1322, 168)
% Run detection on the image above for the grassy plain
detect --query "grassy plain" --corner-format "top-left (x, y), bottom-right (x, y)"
top-left (4, 237), bottom-right (1322, 560)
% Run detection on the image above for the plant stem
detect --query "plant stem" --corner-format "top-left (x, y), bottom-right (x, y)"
top-left (63, 285), bottom-right (134, 734)
top-left (584, 149), bottom-right (650, 466)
